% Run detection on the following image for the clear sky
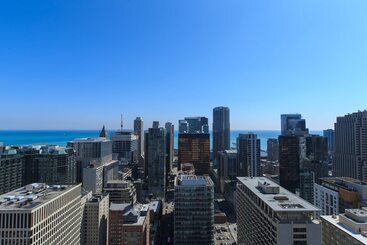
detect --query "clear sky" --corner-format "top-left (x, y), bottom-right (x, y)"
top-left (1, 0), bottom-right (366, 130)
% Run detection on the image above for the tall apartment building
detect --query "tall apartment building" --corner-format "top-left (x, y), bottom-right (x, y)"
top-left (178, 117), bottom-right (209, 134)
top-left (174, 175), bottom-right (214, 245)
top-left (281, 114), bottom-right (309, 136)
top-left (110, 130), bottom-right (138, 163)
top-left (321, 208), bottom-right (367, 245)
top-left (314, 177), bottom-right (367, 216)
top-left (104, 180), bottom-right (137, 204)
top-left (134, 117), bottom-right (144, 157)
top-left (267, 138), bottom-right (279, 162)
top-left (213, 106), bottom-right (230, 166)
top-left (333, 111), bottom-right (367, 181)
top-left (178, 133), bottom-right (210, 175)
top-left (68, 137), bottom-right (112, 182)
top-left (236, 177), bottom-right (321, 245)
top-left (145, 126), bottom-right (166, 198)
top-left (218, 150), bottom-right (237, 193)
top-left (165, 122), bottom-right (174, 174)
top-left (81, 194), bottom-right (109, 245)
top-left (0, 147), bottom-right (23, 195)
top-left (109, 203), bottom-right (150, 245)
top-left (237, 133), bottom-right (261, 177)
top-left (0, 183), bottom-right (83, 245)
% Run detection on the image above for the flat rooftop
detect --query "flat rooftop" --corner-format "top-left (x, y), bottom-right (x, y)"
top-left (321, 215), bottom-right (367, 244)
top-left (0, 183), bottom-right (79, 211)
top-left (176, 174), bottom-right (213, 187)
top-left (71, 137), bottom-right (110, 143)
top-left (237, 177), bottom-right (319, 212)
top-left (320, 177), bottom-right (367, 186)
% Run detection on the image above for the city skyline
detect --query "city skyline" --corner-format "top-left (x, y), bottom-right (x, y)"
top-left (1, 0), bottom-right (367, 130)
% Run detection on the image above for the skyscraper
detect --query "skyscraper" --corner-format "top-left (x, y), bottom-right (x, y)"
top-left (267, 138), bottom-right (279, 162)
top-left (145, 125), bottom-right (166, 198)
top-left (237, 133), bottom-right (261, 177)
top-left (110, 130), bottom-right (138, 163)
top-left (333, 111), bottom-right (367, 181)
top-left (218, 150), bottom-right (237, 193)
top-left (213, 106), bottom-right (230, 166)
top-left (236, 177), bottom-right (321, 245)
top-left (178, 133), bottom-right (210, 175)
top-left (165, 122), bottom-right (174, 174)
top-left (323, 129), bottom-right (334, 154)
top-left (134, 117), bottom-right (144, 158)
top-left (174, 174), bottom-right (214, 245)
top-left (0, 147), bottom-right (23, 195)
top-left (281, 114), bottom-right (309, 136)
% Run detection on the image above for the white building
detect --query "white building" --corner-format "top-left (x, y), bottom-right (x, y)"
top-left (236, 177), bottom-right (321, 245)
top-left (0, 183), bottom-right (83, 245)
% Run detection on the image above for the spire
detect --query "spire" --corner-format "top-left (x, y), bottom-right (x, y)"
top-left (121, 114), bottom-right (123, 132)
top-left (99, 125), bottom-right (108, 138)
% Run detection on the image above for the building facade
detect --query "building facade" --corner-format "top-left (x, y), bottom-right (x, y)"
top-left (281, 114), bottom-right (309, 136)
top-left (237, 133), bottom-right (261, 177)
top-left (104, 180), bottom-right (137, 204)
top-left (0, 147), bottom-right (23, 195)
top-left (178, 117), bottom-right (209, 134)
top-left (267, 138), bottom-right (279, 162)
top-left (174, 175), bottom-right (214, 245)
top-left (110, 130), bottom-right (138, 163)
top-left (218, 150), bottom-right (237, 193)
top-left (212, 106), bottom-right (230, 166)
top-left (236, 177), bottom-right (321, 245)
top-left (134, 117), bottom-right (144, 160)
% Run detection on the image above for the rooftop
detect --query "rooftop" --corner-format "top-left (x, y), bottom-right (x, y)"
top-left (70, 137), bottom-right (110, 143)
top-left (237, 177), bottom-right (319, 212)
top-left (0, 183), bottom-right (80, 211)
top-left (176, 174), bottom-right (213, 187)
top-left (110, 203), bottom-right (148, 226)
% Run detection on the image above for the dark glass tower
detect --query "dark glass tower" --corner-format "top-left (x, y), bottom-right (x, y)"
top-left (213, 106), bottom-right (230, 167)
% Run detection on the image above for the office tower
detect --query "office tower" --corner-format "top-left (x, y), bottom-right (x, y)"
top-left (104, 180), bottom-right (137, 204)
top-left (314, 177), bottom-right (367, 216)
top-left (236, 177), bottom-right (321, 245)
top-left (213, 106), bottom-right (230, 166)
top-left (109, 203), bottom-right (150, 245)
top-left (99, 125), bottom-right (108, 138)
top-left (299, 170), bottom-right (315, 204)
top-left (321, 208), bottom-right (367, 245)
top-left (145, 126), bottom-right (166, 198)
top-left (178, 117), bottom-right (209, 134)
top-left (174, 175), bottom-right (214, 245)
top-left (81, 194), bottom-right (109, 245)
top-left (334, 111), bottom-right (367, 181)
top-left (281, 113), bottom-right (309, 136)
top-left (165, 122), bottom-right (174, 174)
top-left (178, 133), bottom-right (210, 175)
top-left (134, 117), bottom-right (144, 157)
top-left (304, 134), bottom-right (329, 180)
top-left (83, 160), bottom-right (119, 194)
top-left (0, 147), bottom-right (23, 194)
top-left (323, 129), bottom-right (334, 154)
top-left (110, 130), bottom-right (138, 162)
top-left (21, 145), bottom-right (77, 185)
top-left (237, 133), bottom-right (261, 177)
top-left (218, 150), bottom-right (237, 193)
top-left (68, 137), bottom-right (112, 182)
top-left (267, 138), bottom-right (279, 162)
top-left (279, 135), bottom-right (306, 193)
top-left (0, 183), bottom-right (83, 245)
top-left (152, 121), bottom-right (159, 129)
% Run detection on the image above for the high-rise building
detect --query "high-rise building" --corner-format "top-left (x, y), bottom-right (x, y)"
top-left (178, 117), bottom-right (209, 134)
top-left (323, 129), bottom-right (334, 154)
top-left (174, 175), bottom-right (214, 245)
top-left (0, 147), bottom-right (24, 195)
top-left (104, 180), bottom-right (137, 204)
top-left (236, 177), bottom-right (321, 245)
top-left (21, 145), bottom-right (78, 186)
top-left (218, 150), bottom-right (237, 193)
top-left (83, 160), bottom-right (119, 194)
top-left (321, 208), bottom-right (367, 245)
top-left (237, 133), bottom-right (261, 177)
top-left (178, 133), bottom-right (210, 175)
top-left (314, 177), bottom-right (367, 216)
top-left (145, 126), bottom-right (166, 198)
top-left (213, 106), bottom-right (230, 166)
top-left (152, 121), bottom-right (160, 129)
top-left (109, 203), bottom-right (150, 245)
top-left (99, 125), bottom-right (108, 138)
top-left (281, 114), bottom-right (309, 136)
top-left (81, 194), bottom-right (109, 245)
top-left (333, 111), bottom-right (367, 181)
top-left (110, 130), bottom-right (138, 163)
top-left (0, 183), bottom-right (83, 245)
top-left (267, 138), bottom-right (279, 162)
top-left (134, 117), bottom-right (144, 158)
top-left (279, 135), bottom-right (305, 193)
top-left (68, 137), bottom-right (112, 182)
top-left (165, 122), bottom-right (174, 174)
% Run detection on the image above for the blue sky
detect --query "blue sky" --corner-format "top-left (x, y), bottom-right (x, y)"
top-left (0, 0), bottom-right (366, 130)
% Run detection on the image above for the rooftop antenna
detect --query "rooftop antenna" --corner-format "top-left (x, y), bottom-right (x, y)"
top-left (121, 114), bottom-right (124, 132)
